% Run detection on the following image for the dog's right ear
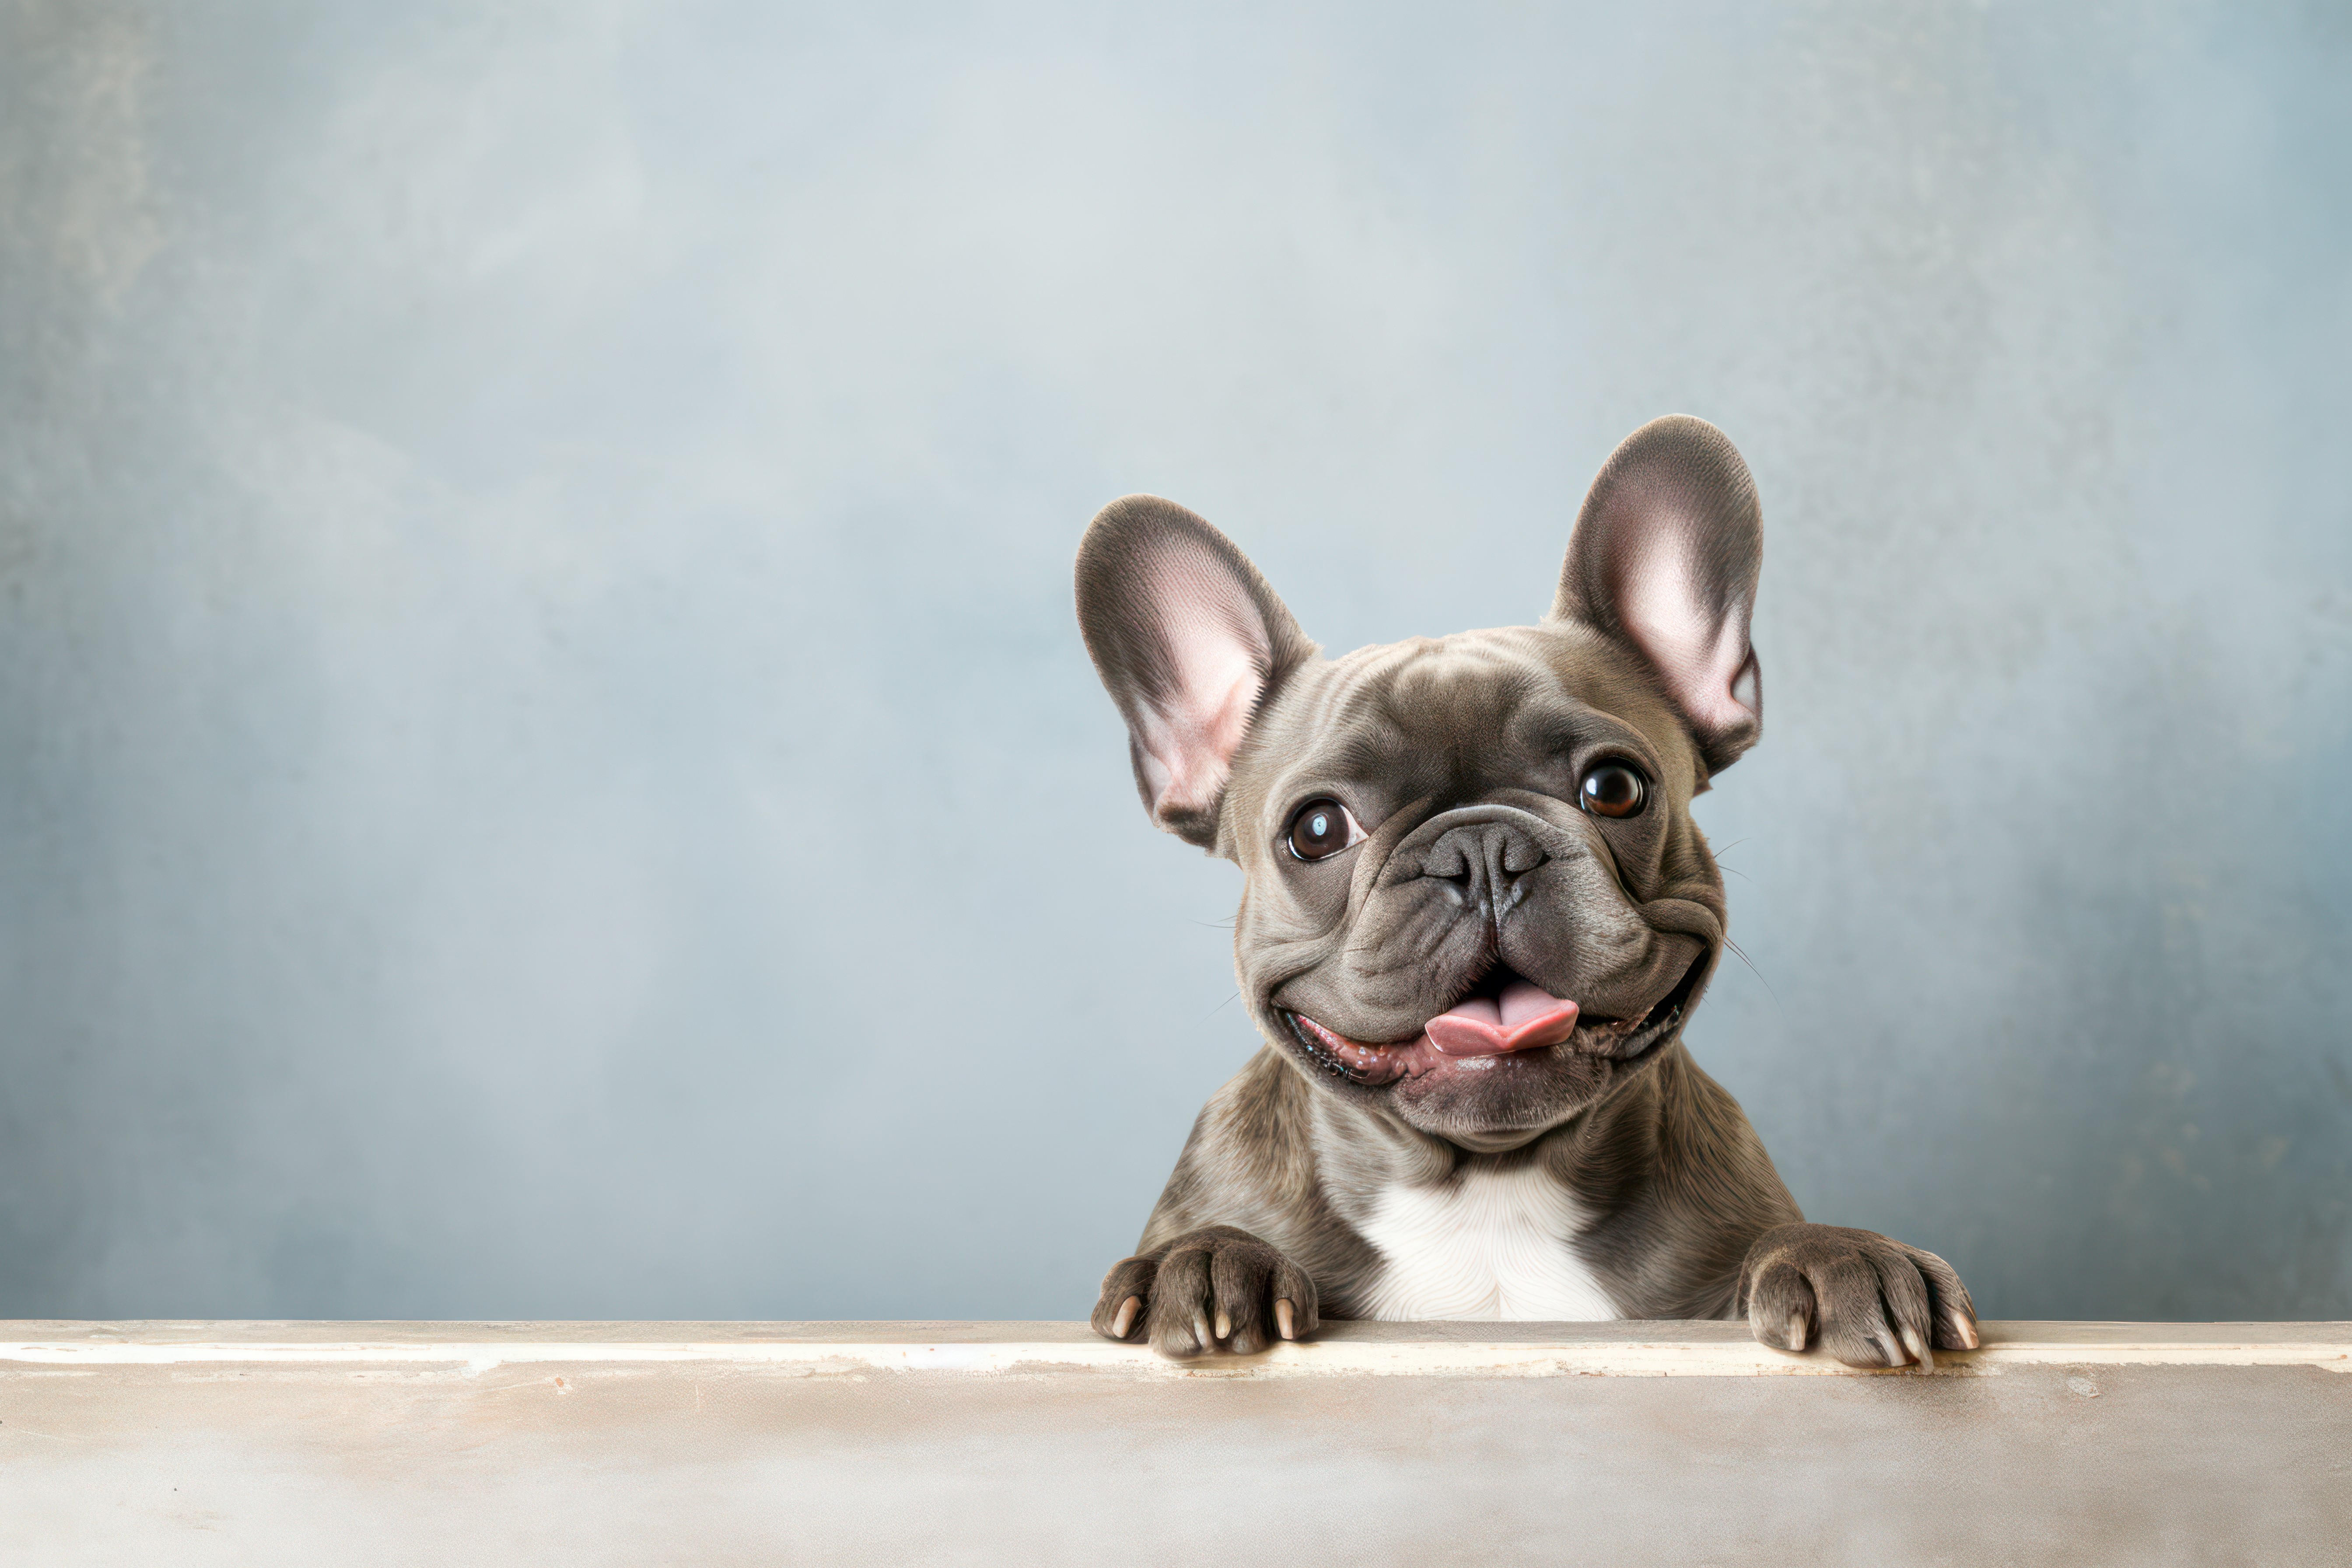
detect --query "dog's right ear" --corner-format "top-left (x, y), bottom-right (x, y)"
top-left (1075, 497), bottom-right (1316, 848)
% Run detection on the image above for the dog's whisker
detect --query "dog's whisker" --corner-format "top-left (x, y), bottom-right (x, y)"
top-left (1721, 938), bottom-right (1782, 1014)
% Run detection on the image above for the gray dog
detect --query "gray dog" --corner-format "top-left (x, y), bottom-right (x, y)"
top-left (1074, 415), bottom-right (1978, 1368)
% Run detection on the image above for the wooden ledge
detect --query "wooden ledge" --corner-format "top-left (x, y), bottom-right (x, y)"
top-left (3, 1318), bottom-right (2348, 1377)
top-left (6, 1320), bottom-right (2347, 1564)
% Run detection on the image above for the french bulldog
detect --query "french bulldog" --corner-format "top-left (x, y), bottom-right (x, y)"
top-left (1074, 415), bottom-right (1978, 1368)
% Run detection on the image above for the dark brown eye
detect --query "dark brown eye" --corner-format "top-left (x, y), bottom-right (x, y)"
top-left (1286, 798), bottom-right (1363, 861)
top-left (1579, 763), bottom-right (1647, 819)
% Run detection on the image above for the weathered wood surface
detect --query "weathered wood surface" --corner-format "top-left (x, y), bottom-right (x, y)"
top-left (4, 1321), bottom-right (2346, 1564)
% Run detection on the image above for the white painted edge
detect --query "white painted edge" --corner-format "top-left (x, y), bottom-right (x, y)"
top-left (2, 1337), bottom-right (2346, 1379)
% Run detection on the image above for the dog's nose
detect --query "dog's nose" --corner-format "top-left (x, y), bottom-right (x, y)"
top-left (1421, 820), bottom-right (1548, 908)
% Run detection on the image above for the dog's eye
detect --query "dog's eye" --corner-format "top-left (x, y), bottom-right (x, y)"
top-left (1286, 798), bottom-right (1365, 861)
top-left (1579, 763), bottom-right (1648, 819)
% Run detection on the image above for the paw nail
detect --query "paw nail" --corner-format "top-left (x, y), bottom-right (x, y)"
top-left (1112, 1296), bottom-right (1138, 1339)
top-left (1901, 1325), bottom-right (1933, 1370)
top-left (1193, 1313), bottom-right (1213, 1351)
top-left (1786, 1312), bottom-right (1806, 1352)
top-left (1214, 1311), bottom-right (1231, 1341)
top-left (1275, 1298), bottom-right (1296, 1340)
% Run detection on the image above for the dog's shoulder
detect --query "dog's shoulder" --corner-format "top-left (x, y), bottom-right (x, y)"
top-left (1138, 1050), bottom-right (1386, 1287)
top-left (1547, 1043), bottom-right (1803, 1315)
top-left (1141, 1049), bottom-right (1314, 1239)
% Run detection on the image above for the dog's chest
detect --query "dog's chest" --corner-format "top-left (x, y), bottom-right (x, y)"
top-left (1355, 1165), bottom-right (1619, 1322)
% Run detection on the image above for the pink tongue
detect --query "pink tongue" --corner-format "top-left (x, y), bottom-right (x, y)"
top-left (1423, 981), bottom-right (1580, 1057)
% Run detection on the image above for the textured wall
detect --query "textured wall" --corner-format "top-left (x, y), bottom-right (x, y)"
top-left (1, 0), bottom-right (2345, 1320)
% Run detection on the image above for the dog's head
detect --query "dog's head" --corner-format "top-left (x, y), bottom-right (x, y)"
top-left (1077, 416), bottom-right (1761, 1151)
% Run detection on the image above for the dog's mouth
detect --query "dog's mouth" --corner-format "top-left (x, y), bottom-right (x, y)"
top-left (1280, 953), bottom-right (1707, 1088)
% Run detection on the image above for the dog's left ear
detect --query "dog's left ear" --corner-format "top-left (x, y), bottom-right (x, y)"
top-left (1076, 496), bottom-right (1317, 848)
top-left (1552, 415), bottom-right (1764, 775)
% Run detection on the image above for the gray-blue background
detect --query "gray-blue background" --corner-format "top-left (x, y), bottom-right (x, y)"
top-left (3, 0), bottom-right (2346, 1321)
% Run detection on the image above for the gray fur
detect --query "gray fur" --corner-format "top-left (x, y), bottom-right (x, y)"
top-left (1076, 415), bottom-right (1976, 1367)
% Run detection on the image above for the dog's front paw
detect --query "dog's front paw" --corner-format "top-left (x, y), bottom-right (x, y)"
top-left (1737, 1223), bottom-right (1978, 1369)
top-left (1090, 1225), bottom-right (1320, 1358)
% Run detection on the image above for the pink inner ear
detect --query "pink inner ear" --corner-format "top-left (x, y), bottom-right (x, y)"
top-left (1619, 532), bottom-right (1755, 734)
top-left (1130, 548), bottom-right (1269, 821)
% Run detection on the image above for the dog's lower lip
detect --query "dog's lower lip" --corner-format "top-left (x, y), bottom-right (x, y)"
top-left (1285, 1012), bottom-right (1411, 1085)
top-left (1575, 955), bottom-right (1706, 1063)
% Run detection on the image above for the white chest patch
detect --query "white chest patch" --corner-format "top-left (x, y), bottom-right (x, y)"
top-left (1357, 1165), bottom-right (1620, 1322)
